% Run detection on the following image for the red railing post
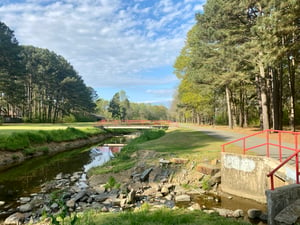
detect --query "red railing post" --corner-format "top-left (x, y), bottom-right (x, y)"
top-left (296, 133), bottom-right (299, 152)
top-left (270, 175), bottom-right (274, 190)
top-left (243, 139), bottom-right (246, 154)
top-left (296, 134), bottom-right (299, 184)
top-left (279, 132), bottom-right (282, 162)
top-left (296, 152), bottom-right (299, 184)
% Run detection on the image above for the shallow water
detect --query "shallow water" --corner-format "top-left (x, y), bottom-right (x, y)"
top-left (191, 193), bottom-right (266, 212)
top-left (0, 137), bottom-right (125, 216)
top-left (0, 147), bottom-right (91, 206)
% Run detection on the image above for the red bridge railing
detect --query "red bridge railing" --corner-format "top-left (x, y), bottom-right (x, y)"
top-left (221, 129), bottom-right (300, 190)
top-left (96, 120), bottom-right (178, 127)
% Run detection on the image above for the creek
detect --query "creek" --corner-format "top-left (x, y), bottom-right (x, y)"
top-left (0, 136), bottom-right (126, 220)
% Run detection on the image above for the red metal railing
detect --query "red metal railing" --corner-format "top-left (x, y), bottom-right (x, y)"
top-left (221, 129), bottom-right (300, 190)
top-left (96, 120), bottom-right (178, 127)
top-left (267, 150), bottom-right (300, 190)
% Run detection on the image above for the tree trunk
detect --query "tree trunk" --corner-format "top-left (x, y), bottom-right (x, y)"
top-left (239, 85), bottom-right (245, 127)
top-left (255, 74), bottom-right (263, 130)
top-left (225, 86), bottom-right (233, 129)
top-left (288, 56), bottom-right (296, 131)
top-left (258, 55), bottom-right (270, 130)
top-left (271, 67), bottom-right (283, 130)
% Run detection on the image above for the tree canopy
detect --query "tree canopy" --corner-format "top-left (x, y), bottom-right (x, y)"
top-left (173, 0), bottom-right (300, 130)
top-left (0, 21), bottom-right (96, 122)
top-left (103, 90), bottom-right (169, 121)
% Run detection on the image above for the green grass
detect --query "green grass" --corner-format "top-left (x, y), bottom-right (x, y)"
top-left (0, 122), bottom-right (95, 134)
top-left (72, 208), bottom-right (251, 225)
top-left (89, 128), bottom-right (225, 176)
top-left (0, 126), bottom-right (106, 152)
top-left (138, 128), bottom-right (224, 162)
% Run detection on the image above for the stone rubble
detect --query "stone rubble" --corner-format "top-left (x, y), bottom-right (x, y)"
top-left (1, 160), bottom-right (267, 225)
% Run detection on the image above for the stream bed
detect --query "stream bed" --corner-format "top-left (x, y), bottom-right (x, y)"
top-left (0, 135), bottom-right (267, 224)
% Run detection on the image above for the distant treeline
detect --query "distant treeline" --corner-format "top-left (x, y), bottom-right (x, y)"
top-left (96, 91), bottom-right (169, 121)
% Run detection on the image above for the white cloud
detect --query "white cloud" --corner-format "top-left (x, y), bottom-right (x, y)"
top-left (194, 4), bottom-right (204, 11)
top-left (136, 98), bottom-right (173, 105)
top-left (146, 89), bottom-right (174, 95)
top-left (0, 0), bottom-right (205, 92)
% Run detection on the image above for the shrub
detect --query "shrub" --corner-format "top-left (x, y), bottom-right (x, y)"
top-left (104, 176), bottom-right (121, 190)
top-left (62, 114), bottom-right (76, 123)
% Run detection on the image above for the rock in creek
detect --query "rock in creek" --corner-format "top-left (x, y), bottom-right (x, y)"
top-left (247, 208), bottom-right (262, 219)
top-left (73, 190), bottom-right (87, 202)
top-left (126, 189), bottom-right (136, 204)
top-left (66, 199), bottom-right (76, 209)
top-left (19, 197), bottom-right (31, 204)
top-left (140, 168), bottom-right (153, 182)
top-left (4, 212), bottom-right (25, 225)
top-left (19, 203), bottom-right (32, 213)
top-left (175, 194), bottom-right (191, 203)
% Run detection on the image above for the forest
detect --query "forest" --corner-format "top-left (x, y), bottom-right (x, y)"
top-left (0, 21), bottom-right (169, 123)
top-left (172, 0), bottom-right (300, 131)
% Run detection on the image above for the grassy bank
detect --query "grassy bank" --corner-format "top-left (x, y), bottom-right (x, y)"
top-left (89, 127), bottom-right (225, 176)
top-left (71, 208), bottom-right (251, 225)
top-left (0, 123), bottom-right (134, 155)
top-left (0, 127), bottom-right (104, 152)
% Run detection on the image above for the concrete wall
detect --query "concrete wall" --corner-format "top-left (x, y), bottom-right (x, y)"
top-left (221, 152), bottom-right (300, 224)
top-left (221, 152), bottom-right (270, 203)
top-left (266, 184), bottom-right (300, 225)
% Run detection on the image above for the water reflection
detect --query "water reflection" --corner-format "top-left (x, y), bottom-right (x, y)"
top-left (84, 146), bottom-right (116, 172)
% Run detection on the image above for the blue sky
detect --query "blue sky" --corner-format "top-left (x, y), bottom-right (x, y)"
top-left (0, 0), bottom-right (206, 107)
